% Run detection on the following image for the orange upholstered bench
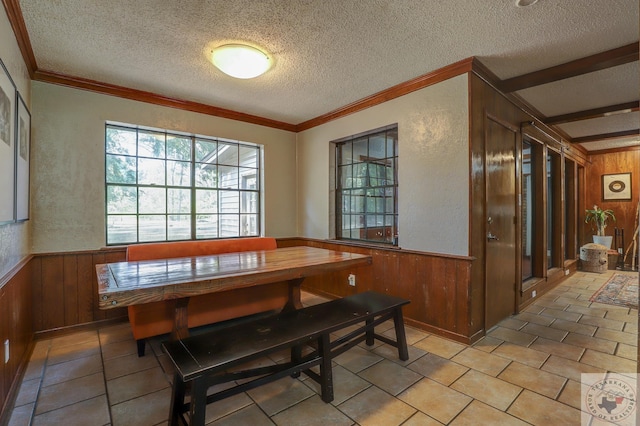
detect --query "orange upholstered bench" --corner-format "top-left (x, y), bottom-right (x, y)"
top-left (126, 237), bottom-right (289, 356)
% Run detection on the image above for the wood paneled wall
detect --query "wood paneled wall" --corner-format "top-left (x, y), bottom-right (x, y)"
top-left (0, 257), bottom-right (32, 423)
top-left (585, 149), bottom-right (640, 265)
top-left (31, 248), bottom-right (128, 333)
top-left (277, 238), bottom-right (476, 343)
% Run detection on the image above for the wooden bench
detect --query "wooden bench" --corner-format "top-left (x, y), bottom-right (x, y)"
top-left (125, 237), bottom-right (289, 356)
top-left (162, 291), bottom-right (410, 426)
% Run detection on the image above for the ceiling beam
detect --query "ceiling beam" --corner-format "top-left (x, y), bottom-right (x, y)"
top-left (499, 42), bottom-right (639, 93)
top-left (544, 101), bottom-right (640, 125)
top-left (571, 129), bottom-right (639, 144)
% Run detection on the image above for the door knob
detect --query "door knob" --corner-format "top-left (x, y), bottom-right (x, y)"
top-left (487, 232), bottom-right (499, 241)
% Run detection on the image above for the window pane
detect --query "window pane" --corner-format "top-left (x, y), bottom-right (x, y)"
top-left (218, 142), bottom-right (239, 166)
top-left (196, 189), bottom-right (217, 213)
top-left (239, 145), bottom-right (258, 168)
top-left (241, 191), bottom-right (258, 213)
top-left (196, 164), bottom-right (217, 187)
top-left (107, 215), bottom-right (137, 244)
top-left (386, 131), bottom-right (397, 158)
top-left (138, 131), bottom-right (165, 159)
top-left (196, 215), bottom-right (218, 239)
top-left (167, 160), bottom-right (191, 187)
top-left (106, 154), bottom-right (136, 184)
top-left (106, 127), bottom-right (137, 156)
top-left (139, 187), bottom-right (166, 214)
top-left (340, 165), bottom-right (352, 189)
top-left (240, 214), bottom-right (258, 236)
top-left (168, 188), bottom-right (190, 213)
top-left (168, 215), bottom-right (191, 240)
top-left (107, 185), bottom-right (137, 214)
top-left (352, 137), bottom-right (367, 161)
top-left (219, 214), bottom-right (239, 237)
top-left (240, 170), bottom-right (256, 189)
top-left (219, 190), bottom-right (239, 213)
top-left (369, 134), bottom-right (386, 160)
top-left (219, 166), bottom-right (239, 189)
top-left (138, 158), bottom-right (165, 185)
top-left (338, 143), bottom-right (352, 165)
top-left (196, 139), bottom-right (217, 162)
top-left (139, 215), bottom-right (166, 241)
top-left (167, 136), bottom-right (191, 161)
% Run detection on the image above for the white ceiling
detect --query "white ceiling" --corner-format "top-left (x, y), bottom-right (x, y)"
top-left (15, 0), bottom-right (640, 151)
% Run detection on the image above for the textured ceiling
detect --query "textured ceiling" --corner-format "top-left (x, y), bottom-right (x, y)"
top-left (16, 0), bottom-right (640, 150)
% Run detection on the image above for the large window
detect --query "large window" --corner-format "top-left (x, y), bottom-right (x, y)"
top-left (335, 126), bottom-right (398, 245)
top-left (105, 123), bottom-right (261, 245)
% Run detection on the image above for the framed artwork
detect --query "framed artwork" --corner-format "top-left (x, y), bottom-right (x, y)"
top-left (15, 92), bottom-right (30, 221)
top-left (0, 58), bottom-right (16, 224)
top-left (602, 173), bottom-right (632, 201)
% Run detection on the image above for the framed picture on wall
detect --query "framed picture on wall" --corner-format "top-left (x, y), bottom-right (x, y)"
top-left (0, 58), bottom-right (16, 224)
top-left (602, 173), bottom-right (632, 201)
top-left (16, 92), bottom-right (31, 221)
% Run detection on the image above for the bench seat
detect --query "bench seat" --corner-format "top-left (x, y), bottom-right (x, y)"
top-left (126, 237), bottom-right (289, 356)
top-left (163, 291), bottom-right (410, 426)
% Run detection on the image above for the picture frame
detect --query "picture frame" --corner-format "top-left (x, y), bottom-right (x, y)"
top-left (0, 58), bottom-right (16, 224)
top-left (15, 92), bottom-right (31, 221)
top-left (602, 173), bottom-right (632, 201)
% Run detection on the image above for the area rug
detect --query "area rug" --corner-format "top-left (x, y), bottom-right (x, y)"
top-left (589, 273), bottom-right (638, 310)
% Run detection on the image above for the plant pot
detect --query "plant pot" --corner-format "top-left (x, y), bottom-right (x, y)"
top-left (592, 235), bottom-right (613, 249)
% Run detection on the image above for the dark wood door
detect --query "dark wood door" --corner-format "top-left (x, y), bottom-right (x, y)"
top-left (485, 116), bottom-right (517, 330)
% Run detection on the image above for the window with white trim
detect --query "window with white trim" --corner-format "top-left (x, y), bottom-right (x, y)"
top-left (105, 123), bottom-right (261, 245)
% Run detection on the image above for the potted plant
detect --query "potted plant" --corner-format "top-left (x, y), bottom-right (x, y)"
top-left (585, 205), bottom-right (616, 248)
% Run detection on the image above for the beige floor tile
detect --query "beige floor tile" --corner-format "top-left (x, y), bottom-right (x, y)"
top-left (110, 388), bottom-right (171, 426)
top-left (406, 353), bottom-right (468, 386)
top-left (539, 307), bottom-right (582, 322)
top-left (486, 327), bottom-right (536, 347)
top-left (412, 335), bottom-right (466, 359)
top-left (579, 349), bottom-right (638, 375)
top-left (507, 390), bottom-right (581, 425)
top-left (358, 359), bottom-right (422, 396)
top-left (451, 347), bottom-right (510, 377)
top-left (616, 343), bottom-right (638, 361)
top-left (270, 395), bottom-right (353, 426)
top-left (372, 341), bottom-right (426, 366)
top-left (46, 339), bottom-right (101, 366)
top-left (563, 332), bottom-right (618, 354)
top-left (594, 328), bottom-right (637, 346)
top-left (303, 364), bottom-right (371, 405)
top-left (579, 315), bottom-right (626, 331)
top-left (41, 354), bottom-right (103, 387)
top-left (36, 372), bottom-right (105, 415)
top-left (529, 337), bottom-right (584, 361)
top-left (382, 325), bottom-right (429, 345)
top-left (450, 400), bottom-right (528, 426)
top-left (103, 351), bottom-right (159, 380)
top-left (450, 370), bottom-right (521, 411)
top-left (398, 378), bottom-right (471, 424)
top-left (471, 335), bottom-right (503, 353)
top-left (101, 338), bottom-right (140, 361)
top-left (604, 309), bottom-right (636, 322)
top-left (107, 366), bottom-right (170, 405)
top-left (333, 344), bottom-right (384, 373)
top-left (32, 395), bottom-right (110, 426)
top-left (549, 318), bottom-right (597, 336)
top-left (49, 330), bottom-right (99, 348)
top-left (498, 318), bottom-right (526, 331)
top-left (623, 321), bottom-right (637, 334)
top-left (8, 403), bottom-right (34, 426)
top-left (491, 342), bottom-right (549, 368)
top-left (247, 376), bottom-right (315, 416)
top-left (513, 311), bottom-right (554, 326)
top-left (498, 361), bottom-right (566, 399)
top-left (210, 404), bottom-right (274, 426)
top-left (338, 386), bottom-right (416, 426)
top-left (200, 392), bottom-right (255, 425)
top-left (521, 323), bottom-right (569, 342)
top-left (13, 378), bottom-right (40, 407)
top-left (565, 304), bottom-right (608, 317)
top-left (541, 355), bottom-right (606, 382)
top-left (557, 379), bottom-right (589, 410)
top-left (401, 411), bottom-right (442, 426)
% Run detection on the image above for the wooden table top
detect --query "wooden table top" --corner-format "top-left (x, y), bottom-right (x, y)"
top-left (96, 246), bottom-right (371, 309)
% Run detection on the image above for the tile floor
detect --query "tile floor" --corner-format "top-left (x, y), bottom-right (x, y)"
top-left (7, 270), bottom-right (638, 425)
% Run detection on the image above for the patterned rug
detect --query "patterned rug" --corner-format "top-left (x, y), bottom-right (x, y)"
top-left (590, 273), bottom-right (638, 310)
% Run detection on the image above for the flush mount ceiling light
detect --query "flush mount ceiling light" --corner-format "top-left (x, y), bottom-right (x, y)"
top-left (515, 0), bottom-right (539, 6)
top-left (211, 44), bottom-right (271, 79)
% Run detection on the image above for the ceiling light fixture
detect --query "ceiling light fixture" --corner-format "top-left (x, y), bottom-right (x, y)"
top-left (515, 0), bottom-right (539, 6)
top-left (211, 44), bottom-right (271, 79)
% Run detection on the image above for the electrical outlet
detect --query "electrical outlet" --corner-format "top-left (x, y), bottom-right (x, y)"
top-left (565, 269), bottom-right (570, 276)
top-left (348, 274), bottom-right (356, 287)
top-left (4, 339), bottom-right (8, 364)
top-left (532, 290), bottom-right (537, 298)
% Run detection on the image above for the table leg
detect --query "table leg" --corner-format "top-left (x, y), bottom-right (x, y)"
top-left (282, 278), bottom-right (304, 312)
top-left (170, 297), bottom-right (190, 341)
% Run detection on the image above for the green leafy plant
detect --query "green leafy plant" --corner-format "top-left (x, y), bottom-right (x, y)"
top-left (585, 205), bottom-right (616, 236)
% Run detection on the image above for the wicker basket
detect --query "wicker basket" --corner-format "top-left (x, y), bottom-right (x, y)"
top-left (580, 243), bottom-right (609, 273)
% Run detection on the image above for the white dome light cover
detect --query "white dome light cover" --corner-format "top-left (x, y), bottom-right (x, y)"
top-left (211, 44), bottom-right (271, 79)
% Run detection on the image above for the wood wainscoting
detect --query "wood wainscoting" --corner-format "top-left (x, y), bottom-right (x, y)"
top-left (277, 238), bottom-right (478, 344)
top-left (0, 257), bottom-right (33, 424)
